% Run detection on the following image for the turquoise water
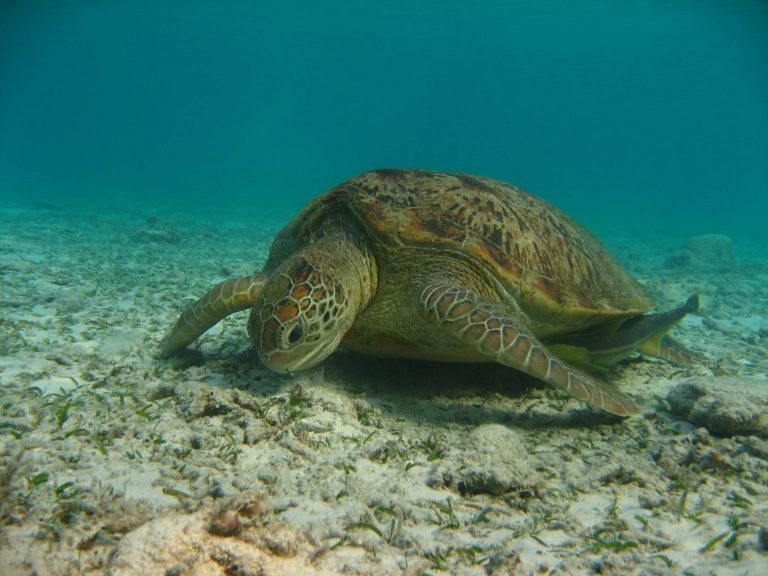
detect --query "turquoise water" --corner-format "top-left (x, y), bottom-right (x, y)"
top-left (1, 0), bottom-right (766, 237)
top-left (2, 4), bottom-right (768, 571)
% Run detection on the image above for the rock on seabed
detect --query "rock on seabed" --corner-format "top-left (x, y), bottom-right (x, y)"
top-left (666, 377), bottom-right (768, 437)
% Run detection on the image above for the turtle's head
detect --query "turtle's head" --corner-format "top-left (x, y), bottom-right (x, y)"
top-left (248, 255), bottom-right (359, 373)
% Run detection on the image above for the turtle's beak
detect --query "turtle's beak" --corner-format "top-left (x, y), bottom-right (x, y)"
top-left (260, 339), bottom-right (336, 373)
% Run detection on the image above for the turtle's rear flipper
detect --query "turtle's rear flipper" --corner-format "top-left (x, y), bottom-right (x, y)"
top-left (601, 294), bottom-right (699, 365)
top-left (637, 334), bottom-right (702, 366)
top-left (160, 275), bottom-right (268, 357)
top-left (553, 294), bottom-right (699, 368)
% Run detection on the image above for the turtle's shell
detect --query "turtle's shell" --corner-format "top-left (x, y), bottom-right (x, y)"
top-left (271, 169), bottom-right (654, 324)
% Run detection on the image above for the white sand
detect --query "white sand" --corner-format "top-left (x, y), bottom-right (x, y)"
top-left (0, 206), bottom-right (766, 575)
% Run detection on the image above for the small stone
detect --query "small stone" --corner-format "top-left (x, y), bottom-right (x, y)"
top-left (665, 234), bottom-right (736, 271)
top-left (208, 510), bottom-right (242, 536)
top-left (428, 424), bottom-right (537, 495)
top-left (666, 377), bottom-right (768, 437)
top-left (638, 493), bottom-right (667, 509)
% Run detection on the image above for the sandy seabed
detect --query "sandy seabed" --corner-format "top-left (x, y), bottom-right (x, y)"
top-left (0, 206), bottom-right (766, 575)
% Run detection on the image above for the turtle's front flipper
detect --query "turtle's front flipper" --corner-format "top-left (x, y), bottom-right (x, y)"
top-left (160, 275), bottom-right (268, 357)
top-left (419, 285), bottom-right (638, 417)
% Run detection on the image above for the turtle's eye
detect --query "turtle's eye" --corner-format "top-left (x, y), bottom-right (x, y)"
top-left (286, 322), bottom-right (304, 345)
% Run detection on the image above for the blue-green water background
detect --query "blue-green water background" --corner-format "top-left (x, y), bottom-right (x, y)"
top-left (1, 0), bottom-right (766, 239)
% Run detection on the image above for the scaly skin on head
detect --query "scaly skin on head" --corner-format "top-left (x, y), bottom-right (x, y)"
top-left (248, 230), bottom-right (377, 373)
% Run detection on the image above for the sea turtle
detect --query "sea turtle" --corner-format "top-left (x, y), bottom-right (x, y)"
top-left (160, 169), bottom-right (698, 416)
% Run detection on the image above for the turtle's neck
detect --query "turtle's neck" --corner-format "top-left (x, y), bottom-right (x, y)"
top-left (297, 222), bottom-right (378, 315)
